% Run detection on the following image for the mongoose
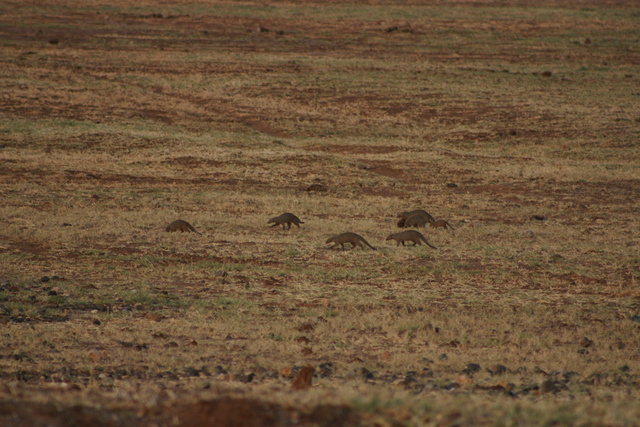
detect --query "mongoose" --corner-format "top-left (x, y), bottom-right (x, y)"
top-left (326, 232), bottom-right (376, 250)
top-left (402, 213), bottom-right (431, 228)
top-left (430, 219), bottom-right (454, 230)
top-left (166, 219), bottom-right (200, 234)
top-left (291, 365), bottom-right (315, 390)
top-left (397, 209), bottom-right (435, 227)
top-left (268, 212), bottom-right (304, 230)
top-left (386, 230), bottom-right (437, 249)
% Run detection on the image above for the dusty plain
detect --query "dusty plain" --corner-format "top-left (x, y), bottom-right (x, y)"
top-left (0, 0), bottom-right (639, 425)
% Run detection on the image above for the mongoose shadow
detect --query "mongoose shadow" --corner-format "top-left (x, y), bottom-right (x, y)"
top-left (268, 213), bottom-right (304, 230)
top-left (386, 230), bottom-right (437, 249)
top-left (325, 232), bottom-right (377, 250)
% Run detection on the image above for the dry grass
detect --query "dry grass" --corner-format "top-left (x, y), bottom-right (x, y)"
top-left (1, 0), bottom-right (639, 425)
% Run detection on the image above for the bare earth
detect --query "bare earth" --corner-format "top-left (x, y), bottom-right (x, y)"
top-left (0, 0), bottom-right (639, 425)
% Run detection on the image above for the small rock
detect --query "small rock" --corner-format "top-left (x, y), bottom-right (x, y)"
top-left (465, 363), bottom-right (481, 374)
top-left (531, 215), bottom-right (547, 221)
top-left (542, 70), bottom-right (553, 77)
top-left (540, 379), bottom-right (561, 393)
top-left (92, 319), bottom-right (101, 326)
top-left (580, 337), bottom-right (593, 348)
top-left (318, 362), bottom-right (334, 378)
top-left (446, 183), bottom-right (458, 188)
top-left (40, 276), bottom-right (50, 283)
top-left (488, 364), bottom-right (508, 375)
top-left (438, 353), bottom-right (448, 360)
top-left (359, 367), bottom-right (375, 380)
top-left (238, 372), bottom-right (256, 383)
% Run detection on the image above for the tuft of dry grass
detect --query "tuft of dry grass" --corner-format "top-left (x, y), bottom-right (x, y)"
top-left (1, 0), bottom-right (639, 425)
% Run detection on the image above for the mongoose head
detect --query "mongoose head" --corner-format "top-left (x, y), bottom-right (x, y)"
top-left (385, 235), bottom-right (394, 240)
top-left (325, 237), bottom-right (333, 244)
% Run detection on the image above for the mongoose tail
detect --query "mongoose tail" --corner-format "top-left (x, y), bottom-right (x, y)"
top-left (418, 233), bottom-right (437, 249)
top-left (166, 219), bottom-right (201, 234)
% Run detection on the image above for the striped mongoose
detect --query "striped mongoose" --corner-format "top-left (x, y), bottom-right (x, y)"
top-left (386, 230), bottom-right (437, 249)
top-left (430, 219), bottom-right (454, 230)
top-left (326, 232), bottom-right (376, 250)
top-left (397, 209), bottom-right (435, 227)
top-left (166, 219), bottom-right (200, 234)
top-left (268, 212), bottom-right (304, 230)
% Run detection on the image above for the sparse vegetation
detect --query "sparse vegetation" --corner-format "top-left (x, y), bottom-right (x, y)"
top-left (1, 0), bottom-right (639, 425)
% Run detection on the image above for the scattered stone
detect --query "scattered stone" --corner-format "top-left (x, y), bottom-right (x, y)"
top-left (542, 70), bottom-right (553, 77)
top-left (631, 314), bottom-right (640, 323)
top-left (61, 223), bottom-right (72, 227)
top-left (438, 353), bottom-right (448, 360)
top-left (488, 364), bottom-right (508, 376)
top-left (92, 319), bottom-right (101, 326)
top-left (359, 367), bottom-right (375, 380)
top-left (464, 363), bottom-right (482, 375)
top-left (531, 215), bottom-right (547, 221)
top-left (318, 362), bottom-right (334, 378)
top-left (238, 372), bottom-right (256, 383)
top-left (183, 367), bottom-right (202, 377)
top-left (580, 337), bottom-right (593, 348)
top-left (40, 276), bottom-right (50, 283)
top-left (540, 379), bottom-right (563, 394)
top-left (446, 182), bottom-right (458, 188)
top-left (420, 368), bottom-right (433, 378)
top-left (402, 371), bottom-right (418, 386)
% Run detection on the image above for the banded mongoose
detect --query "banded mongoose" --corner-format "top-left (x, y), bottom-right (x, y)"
top-left (397, 209), bottom-right (435, 227)
top-left (386, 230), bottom-right (437, 249)
top-left (268, 212), bottom-right (304, 230)
top-left (402, 213), bottom-right (431, 228)
top-left (326, 232), bottom-right (377, 250)
top-left (166, 219), bottom-right (200, 234)
top-left (430, 219), bottom-right (454, 230)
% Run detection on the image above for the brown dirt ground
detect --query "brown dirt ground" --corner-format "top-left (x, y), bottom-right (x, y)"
top-left (1, 0), bottom-right (639, 425)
